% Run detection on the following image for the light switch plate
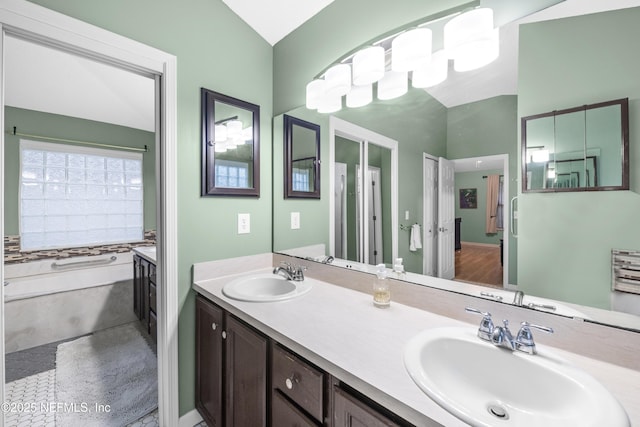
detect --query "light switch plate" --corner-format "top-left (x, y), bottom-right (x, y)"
top-left (238, 213), bottom-right (250, 234)
top-left (291, 212), bottom-right (300, 229)
top-left (405, 210), bottom-right (410, 221)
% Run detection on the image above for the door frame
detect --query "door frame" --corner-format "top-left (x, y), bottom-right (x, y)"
top-left (422, 154), bottom-right (510, 286)
top-left (0, 1), bottom-right (179, 426)
top-left (329, 116), bottom-right (398, 265)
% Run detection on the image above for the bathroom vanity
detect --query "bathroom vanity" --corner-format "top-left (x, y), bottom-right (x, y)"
top-left (133, 246), bottom-right (157, 343)
top-left (193, 254), bottom-right (639, 427)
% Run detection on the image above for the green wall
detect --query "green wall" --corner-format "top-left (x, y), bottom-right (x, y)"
top-left (455, 170), bottom-right (503, 245)
top-left (25, 0), bottom-right (274, 415)
top-left (4, 107), bottom-right (156, 235)
top-left (517, 7), bottom-right (640, 308)
top-left (446, 95), bottom-right (518, 282)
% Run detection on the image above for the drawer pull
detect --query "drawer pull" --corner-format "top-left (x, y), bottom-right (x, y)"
top-left (211, 322), bottom-right (217, 331)
top-left (222, 331), bottom-right (227, 339)
top-left (285, 373), bottom-right (299, 390)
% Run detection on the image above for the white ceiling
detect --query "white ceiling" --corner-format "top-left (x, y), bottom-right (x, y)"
top-left (222, 0), bottom-right (336, 46)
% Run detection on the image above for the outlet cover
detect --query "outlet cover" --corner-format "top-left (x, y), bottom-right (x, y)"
top-left (238, 213), bottom-right (250, 234)
top-left (291, 212), bottom-right (300, 230)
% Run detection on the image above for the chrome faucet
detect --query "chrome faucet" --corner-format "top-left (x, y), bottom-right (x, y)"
top-left (512, 290), bottom-right (524, 306)
top-left (273, 262), bottom-right (306, 281)
top-left (465, 307), bottom-right (553, 355)
top-left (515, 322), bottom-right (554, 355)
top-left (321, 255), bottom-right (334, 264)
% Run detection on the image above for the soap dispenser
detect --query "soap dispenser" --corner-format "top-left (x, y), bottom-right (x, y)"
top-left (393, 257), bottom-right (405, 277)
top-left (373, 263), bottom-right (390, 308)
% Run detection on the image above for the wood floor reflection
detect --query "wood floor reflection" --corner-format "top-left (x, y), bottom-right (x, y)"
top-left (455, 242), bottom-right (503, 288)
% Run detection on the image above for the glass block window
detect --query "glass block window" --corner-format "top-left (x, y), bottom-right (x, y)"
top-left (292, 168), bottom-right (310, 192)
top-left (19, 140), bottom-right (144, 251)
top-left (214, 160), bottom-right (249, 188)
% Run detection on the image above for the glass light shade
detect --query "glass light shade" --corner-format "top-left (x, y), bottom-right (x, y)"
top-left (377, 70), bottom-right (408, 100)
top-left (346, 84), bottom-right (372, 108)
top-left (227, 137), bottom-right (242, 149)
top-left (225, 120), bottom-right (243, 138)
top-left (352, 46), bottom-right (385, 85)
top-left (242, 126), bottom-right (253, 142)
top-left (306, 79), bottom-right (325, 109)
top-left (412, 50), bottom-right (448, 88)
top-left (453, 28), bottom-right (499, 72)
top-left (317, 93), bottom-right (342, 114)
top-left (324, 63), bottom-right (351, 97)
top-left (214, 141), bottom-right (227, 153)
top-left (531, 149), bottom-right (550, 163)
top-left (214, 125), bottom-right (227, 142)
top-left (391, 28), bottom-right (433, 72)
top-left (444, 8), bottom-right (497, 72)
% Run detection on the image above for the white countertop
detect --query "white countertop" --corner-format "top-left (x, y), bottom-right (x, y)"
top-left (132, 246), bottom-right (156, 264)
top-left (193, 269), bottom-right (640, 426)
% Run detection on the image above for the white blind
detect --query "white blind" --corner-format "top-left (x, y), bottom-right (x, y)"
top-left (19, 139), bottom-right (144, 251)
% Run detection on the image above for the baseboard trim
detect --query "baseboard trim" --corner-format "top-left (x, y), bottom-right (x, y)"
top-left (460, 241), bottom-right (500, 248)
top-left (179, 408), bottom-right (203, 427)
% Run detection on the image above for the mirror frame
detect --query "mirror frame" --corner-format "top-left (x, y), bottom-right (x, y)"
top-left (521, 97), bottom-right (629, 193)
top-left (284, 114), bottom-right (321, 199)
top-left (201, 87), bottom-right (260, 197)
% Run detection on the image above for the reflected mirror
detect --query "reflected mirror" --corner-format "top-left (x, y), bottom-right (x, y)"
top-left (272, 3), bottom-right (640, 333)
top-left (522, 98), bottom-right (629, 192)
top-left (201, 88), bottom-right (260, 196)
top-left (284, 114), bottom-right (320, 198)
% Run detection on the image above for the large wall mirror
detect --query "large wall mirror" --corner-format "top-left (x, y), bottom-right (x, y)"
top-left (201, 88), bottom-right (260, 197)
top-left (284, 114), bottom-right (321, 199)
top-left (272, 2), bottom-right (640, 334)
top-left (522, 98), bottom-right (629, 192)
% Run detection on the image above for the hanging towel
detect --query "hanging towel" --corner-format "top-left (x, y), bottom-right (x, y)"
top-left (410, 224), bottom-right (422, 252)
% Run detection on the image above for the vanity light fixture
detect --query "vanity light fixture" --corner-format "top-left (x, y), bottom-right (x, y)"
top-left (444, 7), bottom-right (499, 72)
top-left (391, 27), bottom-right (432, 72)
top-left (346, 83), bottom-right (373, 108)
top-left (352, 46), bottom-right (385, 85)
top-left (412, 50), bottom-right (448, 89)
top-left (305, 6), bottom-right (501, 113)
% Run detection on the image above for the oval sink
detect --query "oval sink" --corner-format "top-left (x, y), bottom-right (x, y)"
top-left (404, 327), bottom-right (629, 427)
top-left (222, 273), bottom-right (312, 302)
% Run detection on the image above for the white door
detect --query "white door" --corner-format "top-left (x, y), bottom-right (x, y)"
top-left (334, 162), bottom-right (348, 259)
top-left (437, 157), bottom-right (455, 279)
top-left (423, 156), bottom-right (438, 276)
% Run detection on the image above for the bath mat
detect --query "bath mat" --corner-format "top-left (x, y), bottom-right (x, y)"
top-left (55, 322), bottom-right (157, 427)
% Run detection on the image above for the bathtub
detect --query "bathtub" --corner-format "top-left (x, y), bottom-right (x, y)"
top-left (3, 252), bottom-right (137, 353)
top-left (4, 252), bottom-right (133, 302)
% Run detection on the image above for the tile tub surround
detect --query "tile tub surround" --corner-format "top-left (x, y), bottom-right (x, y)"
top-left (193, 254), bottom-right (640, 426)
top-left (4, 229), bottom-right (156, 264)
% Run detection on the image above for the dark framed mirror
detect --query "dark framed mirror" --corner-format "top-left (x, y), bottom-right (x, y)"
top-left (284, 114), bottom-right (321, 199)
top-left (201, 88), bottom-right (260, 197)
top-left (521, 98), bottom-right (629, 193)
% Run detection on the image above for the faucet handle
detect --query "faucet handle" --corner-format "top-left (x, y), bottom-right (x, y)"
top-left (465, 307), bottom-right (494, 341)
top-left (515, 321), bottom-right (554, 355)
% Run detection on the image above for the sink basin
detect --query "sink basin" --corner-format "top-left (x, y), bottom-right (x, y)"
top-left (404, 327), bottom-right (629, 427)
top-left (222, 273), bottom-right (312, 302)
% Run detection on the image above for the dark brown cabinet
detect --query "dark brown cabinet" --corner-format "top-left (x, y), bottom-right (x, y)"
top-left (334, 387), bottom-right (401, 427)
top-left (196, 295), bottom-right (268, 427)
top-left (195, 294), bottom-right (414, 427)
top-left (133, 253), bottom-right (157, 343)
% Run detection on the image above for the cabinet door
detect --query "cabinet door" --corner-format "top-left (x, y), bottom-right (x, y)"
top-left (334, 387), bottom-right (400, 427)
top-left (133, 255), bottom-right (142, 319)
top-left (196, 296), bottom-right (224, 427)
top-left (225, 315), bottom-right (268, 427)
top-left (272, 390), bottom-right (319, 427)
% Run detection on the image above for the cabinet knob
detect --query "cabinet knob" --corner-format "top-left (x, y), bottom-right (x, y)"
top-left (285, 374), bottom-right (299, 390)
top-left (222, 331), bottom-right (227, 340)
top-left (211, 322), bottom-right (217, 331)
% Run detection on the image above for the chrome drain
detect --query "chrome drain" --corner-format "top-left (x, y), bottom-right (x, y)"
top-left (487, 404), bottom-right (509, 420)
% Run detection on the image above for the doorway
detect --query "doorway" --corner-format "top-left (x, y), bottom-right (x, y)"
top-left (422, 153), bottom-right (510, 288)
top-left (0, 2), bottom-right (178, 425)
top-left (329, 117), bottom-right (398, 266)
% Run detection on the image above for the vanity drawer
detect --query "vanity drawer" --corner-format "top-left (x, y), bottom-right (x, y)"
top-left (272, 344), bottom-right (324, 422)
top-left (272, 390), bottom-right (319, 427)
